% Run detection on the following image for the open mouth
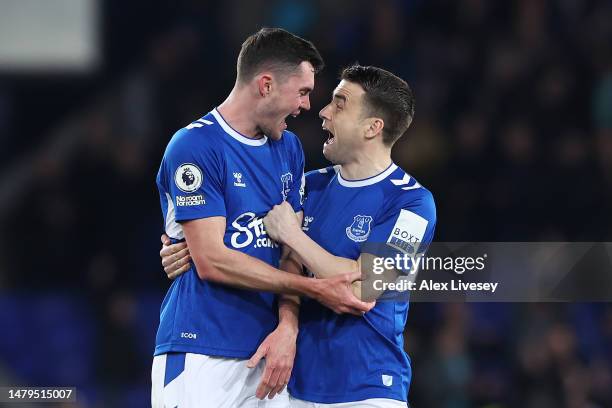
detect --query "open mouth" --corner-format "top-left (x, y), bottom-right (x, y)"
top-left (323, 127), bottom-right (335, 145)
top-left (282, 113), bottom-right (299, 130)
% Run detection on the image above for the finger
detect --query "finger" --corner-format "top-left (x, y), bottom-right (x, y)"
top-left (174, 256), bottom-right (192, 271)
top-left (256, 380), bottom-right (272, 400)
top-left (269, 367), bottom-right (290, 399)
top-left (268, 364), bottom-right (282, 392)
top-left (267, 379), bottom-right (284, 399)
top-left (349, 298), bottom-right (375, 313)
top-left (172, 251), bottom-right (191, 268)
top-left (161, 234), bottom-right (171, 246)
top-left (268, 381), bottom-right (287, 399)
top-left (167, 263), bottom-right (191, 279)
top-left (161, 242), bottom-right (187, 257)
top-left (261, 364), bottom-right (282, 399)
top-left (160, 245), bottom-right (180, 260)
top-left (256, 363), bottom-right (276, 399)
top-left (161, 247), bottom-right (189, 267)
top-left (164, 253), bottom-right (190, 272)
top-left (347, 270), bottom-right (364, 282)
top-left (247, 346), bottom-right (267, 368)
top-left (283, 367), bottom-right (292, 386)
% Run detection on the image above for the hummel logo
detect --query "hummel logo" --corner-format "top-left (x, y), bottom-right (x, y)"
top-left (185, 118), bottom-right (213, 130)
top-left (390, 174), bottom-right (421, 191)
top-left (233, 172), bottom-right (246, 187)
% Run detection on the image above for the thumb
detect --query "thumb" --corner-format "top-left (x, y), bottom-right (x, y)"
top-left (161, 234), bottom-right (171, 246)
top-left (247, 344), bottom-right (268, 368)
top-left (347, 270), bottom-right (363, 283)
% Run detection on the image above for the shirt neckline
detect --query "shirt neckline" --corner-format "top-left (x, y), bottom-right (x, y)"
top-left (211, 108), bottom-right (268, 146)
top-left (336, 163), bottom-right (398, 187)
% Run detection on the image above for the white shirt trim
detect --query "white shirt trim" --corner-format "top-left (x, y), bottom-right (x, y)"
top-left (164, 193), bottom-right (184, 240)
top-left (337, 163), bottom-right (398, 187)
top-left (211, 108), bottom-right (268, 146)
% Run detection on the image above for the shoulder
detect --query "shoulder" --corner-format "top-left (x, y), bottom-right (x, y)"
top-left (381, 166), bottom-right (436, 222)
top-left (166, 114), bottom-right (223, 157)
top-left (305, 165), bottom-right (338, 186)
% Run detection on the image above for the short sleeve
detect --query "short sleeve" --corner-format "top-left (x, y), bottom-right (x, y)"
top-left (162, 129), bottom-right (227, 222)
top-left (364, 190), bottom-right (437, 267)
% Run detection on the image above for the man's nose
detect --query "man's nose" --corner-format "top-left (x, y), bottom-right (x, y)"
top-left (300, 94), bottom-right (311, 111)
top-left (319, 104), bottom-right (331, 120)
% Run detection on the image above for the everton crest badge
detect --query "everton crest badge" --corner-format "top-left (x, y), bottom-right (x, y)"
top-left (346, 215), bottom-right (373, 242)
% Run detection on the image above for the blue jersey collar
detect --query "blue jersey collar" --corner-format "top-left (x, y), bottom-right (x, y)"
top-left (212, 108), bottom-right (268, 146)
top-left (336, 163), bottom-right (398, 187)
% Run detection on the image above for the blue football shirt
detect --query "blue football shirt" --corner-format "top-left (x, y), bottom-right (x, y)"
top-left (155, 108), bottom-right (305, 358)
top-left (289, 163), bottom-right (436, 403)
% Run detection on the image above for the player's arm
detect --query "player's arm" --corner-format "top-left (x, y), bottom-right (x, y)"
top-left (277, 211), bottom-right (303, 327)
top-left (247, 241), bottom-right (302, 400)
top-left (184, 211), bottom-right (303, 310)
top-left (264, 200), bottom-right (436, 302)
top-left (159, 220), bottom-right (305, 297)
top-left (178, 216), bottom-right (371, 315)
top-left (263, 201), bottom-right (362, 292)
top-left (182, 216), bottom-right (302, 292)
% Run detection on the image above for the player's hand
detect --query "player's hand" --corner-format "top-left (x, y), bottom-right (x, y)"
top-left (313, 272), bottom-right (375, 315)
top-left (263, 201), bottom-right (300, 244)
top-left (160, 234), bottom-right (191, 279)
top-left (247, 323), bottom-right (297, 400)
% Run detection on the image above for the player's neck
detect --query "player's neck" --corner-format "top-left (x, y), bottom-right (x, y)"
top-left (217, 90), bottom-right (263, 139)
top-left (339, 152), bottom-right (393, 181)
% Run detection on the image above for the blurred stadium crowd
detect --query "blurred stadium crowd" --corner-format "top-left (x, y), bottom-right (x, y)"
top-left (0, 0), bottom-right (611, 407)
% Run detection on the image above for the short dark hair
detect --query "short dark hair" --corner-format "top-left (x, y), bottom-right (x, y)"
top-left (340, 65), bottom-right (415, 146)
top-left (237, 28), bottom-right (324, 83)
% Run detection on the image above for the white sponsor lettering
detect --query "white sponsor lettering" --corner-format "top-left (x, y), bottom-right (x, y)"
top-left (176, 195), bottom-right (205, 206)
top-left (387, 209), bottom-right (428, 254)
top-left (230, 212), bottom-right (278, 249)
top-left (180, 332), bottom-right (197, 339)
top-left (302, 216), bottom-right (314, 231)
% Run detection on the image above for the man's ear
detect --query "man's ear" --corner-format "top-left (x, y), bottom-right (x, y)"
top-left (257, 74), bottom-right (273, 97)
top-left (364, 117), bottom-right (384, 140)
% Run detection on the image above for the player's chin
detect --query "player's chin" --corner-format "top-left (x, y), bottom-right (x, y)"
top-left (268, 122), bottom-right (286, 140)
top-left (322, 144), bottom-right (335, 162)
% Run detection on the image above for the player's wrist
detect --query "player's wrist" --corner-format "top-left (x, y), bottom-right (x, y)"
top-left (301, 276), bottom-right (324, 302)
top-left (276, 318), bottom-right (299, 337)
top-left (282, 226), bottom-right (302, 250)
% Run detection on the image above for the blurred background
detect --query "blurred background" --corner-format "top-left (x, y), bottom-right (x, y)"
top-left (0, 0), bottom-right (611, 407)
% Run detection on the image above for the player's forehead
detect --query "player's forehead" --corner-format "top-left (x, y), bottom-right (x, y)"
top-left (286, 61), bottom-right (315, 90)
top-left (332, 80), bottom-right (365, 104)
